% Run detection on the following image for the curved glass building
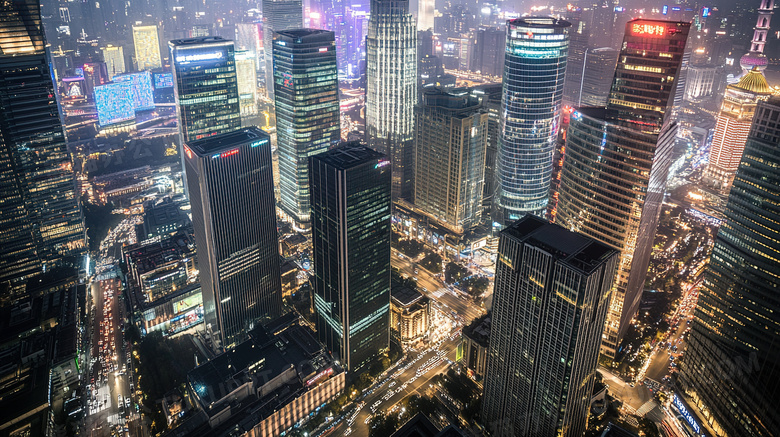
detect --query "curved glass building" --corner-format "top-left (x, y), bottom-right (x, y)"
top-left (495, 17), bottom-right (570, 223)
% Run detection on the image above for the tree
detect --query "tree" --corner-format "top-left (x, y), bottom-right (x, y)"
top-left (420, 252), bottom-right (442, 273)
top-left (445, 262), bottom-right (468, 283)
top-left (461, 276), bottom-right (489, 296)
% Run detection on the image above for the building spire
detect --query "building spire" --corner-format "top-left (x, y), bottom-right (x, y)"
top-left (740, 0), bottom-right (774, 72)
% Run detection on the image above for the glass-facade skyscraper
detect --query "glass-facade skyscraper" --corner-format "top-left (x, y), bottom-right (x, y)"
top-left (555, 19), bottom-right (690, 358)
top-left (366, 0), bottom-right (417, 200)
top-left (273, 29), bottom-right (340, 227)
top-left (170, 36), bottom-right (241, 144)
top-left (310, 143), bottom-right (391, 371)
top-left (679, 97), bottom-right (780, 437)
top-left (413, 88), bottom-right (488, 234)
top-left (0, 0), bottom-right (85, 298)
top-left (183, 127), bottom-right (282, 349)
top-left (262, 0), bottom-right (303, 99)
top-left (494, 17), bottom-right (570, 223)
top-left (482, 215), bottom-right (618, 437)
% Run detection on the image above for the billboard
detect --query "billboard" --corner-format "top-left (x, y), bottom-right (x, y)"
top-left (154, 72), bottom-right (173, 89)
top-left (114, 71), bottom-right (154, 110)
top-left (94, 82), bottom-right (134, 126)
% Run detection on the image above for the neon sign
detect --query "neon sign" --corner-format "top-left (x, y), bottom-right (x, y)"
top-left (319, 47), bottom-right (328, 52)
top-left (632, 23), bottom-right (667, 37)
top-left (375, 160), bottom-right (390, 169)
top-left (184, 145), bottom-right (193, 159)
top-left (250, 139), bottom-right (269, 148)
top-left (306, 367), bottom-right (333, 386)
top-left (673, 395), bottom-right (704, 435)
top-left (175, 51), bottom-right (224, 64)
top-left (212, 148), bottom-right (239, 159)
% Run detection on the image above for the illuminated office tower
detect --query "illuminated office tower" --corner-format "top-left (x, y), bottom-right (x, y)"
top-left (0, 0), bottom-right (85, 297)
top-left (235, 50), bottom-right (258, 117)
top-left (170, 36), bottom-right (241, 144)
top-left (579, 47), bottom-right (619, 107)
top-left (310, 143), bottom-right (391, 371)
top-left (183, 127), bottom-right (282, 349)
top-left (703, 68), bottom-right (773, 193)
top-left (132, 25), bottom-right (162, 71)
top-left (555, 19), bottom-right (690, 358)
top-left (562, 5), bottom-right (588, 107)
top-left (235, 23), bottom-right (261, 71)
top-left (482, 215), bottom-right (618, 437)
top-left (366, 0), bottom-right (417, 200)
top-left (273, 29), bottom-right (340, 227)
top-left (680, 97), bottom-right (780, 437)
top-left (102, 44), bottom-right (125, 79)
top-left (494, 17), bottom-right (569, 224)
top-left (684, 64), bottom-right (717, 101)
top-left (262, 0), bottom-right (303, 98)
top-left (414, 88), bottom-right (488, 234)
top-left (417, 0), bottom-right (434, 30)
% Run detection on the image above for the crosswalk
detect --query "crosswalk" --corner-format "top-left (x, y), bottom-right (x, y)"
top-left (636, 400), bottom-right (658, 416)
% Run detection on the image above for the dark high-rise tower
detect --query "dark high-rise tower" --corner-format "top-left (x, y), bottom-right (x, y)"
top-left (481, 215), bottom-right (618, 436)
top-left (273, 29), bottom-right (340, 227)
top-left (562, 5), bottom-right (588, 107)
top-left (579, 47), bottom-right (619, 107)
top-left (555, 19), bottom-right (690, 358)
top-left (310, 143), bottom-right (391, 371)
top-left (680, 97), bottom-right (780, 437)
top-left (170, 36), bottom-right (241, 145)
top-left (184, 128), bottom-right (282, 349)
top-left (0, 0), bottom-right (85, 298)
top-left (262, 0), bottom-right (303, 99)
top-left (494, 17), bottom-right (570, 223)
top-left (366, 0), bottom-right (417, 200)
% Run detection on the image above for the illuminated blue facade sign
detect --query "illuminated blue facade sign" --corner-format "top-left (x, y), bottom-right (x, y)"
top-left (114, 71), bottom-right (154, 111)
top-left (663, 5), bottom-right (668, 14)
top-left (94, 82), bottom-right (134, 126)
top-left (673, 394), bottom-right (705, 436)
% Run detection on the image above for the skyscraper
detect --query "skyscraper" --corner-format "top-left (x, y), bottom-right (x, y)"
top-left (414, 88), bottom-right (488, 234)
top-left (366, 0), bottom-right (417, 200)
top-left (470, 27), bottom-right (505, 78)
top-left (102, 44), bottom-right (125, 79)
top-left (235, 49), bottom-right (258, 117)
top-left (579, 47), bottom-right (618, 107)
top-left (273, 29), bottom-right (341, 227)
top-left (494, 17), bottom-right (570, 223)
top-left (482, 215), bottom-right (618, 437)
top-left (170, 36), bottom-right (241, 144)
top-left (702, 68), bottom-right (773, 193)
top-left (310, 143), bottom-right (391, 371)
top-left (261, 0), bottom-right (303, 98)
top-left (679, 97), bottom-right (780, 437)
top-left (132, 25), bottom-right (162, 71)
top-left (739, 0), bottom-right (774, 73)
top-left (0, 0), bottom-right (85, 297)
top-left (417, 0), bottom-right (434, 31)
top-left (183, 127), bottom-right (282, 349)
top-left (555, 19), bottom-right (690, 358)
top-left (562, 5), bottom-right (588, 107)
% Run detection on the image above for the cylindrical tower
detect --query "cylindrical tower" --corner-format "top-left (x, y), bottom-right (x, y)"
top-left (495, 17), bottom-right (570, 223)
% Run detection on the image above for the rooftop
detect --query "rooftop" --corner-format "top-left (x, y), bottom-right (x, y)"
top-left (186, 127), bottom-right (270, 155)
top-left (462, 312), bottom-right (491, 347)
top-left (312, 141), bottom-right (385, 170)
top-left (275, 28), bottom-right (334, 41)
top-left (503, 216), bottom-right (617, 274)
top-left (508, 16), bottom-right (570, 29)
top-left (391, 285), bottom-right (428, 307)
top-left (733, 67), bottom-right (773, 94)
top-left (169, 36), bottom-right (232, 47)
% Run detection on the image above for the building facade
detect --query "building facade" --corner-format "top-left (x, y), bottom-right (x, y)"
top-left (684, 64), bottom-right (717, 101)
top-left (562, 6), bottom-right (588, 107)
top-left (580, 47), bottom-right (618, 107)
top-left (170, 36), bottom-right (241, 145)
top-left (481, 215), bottom-right (618, 437)
top-left (390, 286), bottom-right (430, 345)
top-left (366, 0), bottom-right (417, 200)
top-left (461, 313), bottom-right (490, 380)
top-left (273, 29), bottom-right (340, 227)
top-left (702, 68), bottom-right (773, 193)
top-left (235, 49), bottom-right (258, 117)
top-left (310, 144), bottom-right (392, 371)
top-left (261, 0), bottom-right (303, 98)
top-left (494, 17), bottom-right (570, 223)
top-left (414, 88), bottom-right (488, 234)
top-left (0, 0), bottom-right (86, 298)
top-left (102, 45), bottom-right (125, 79)
top-left (133, 25), bottom-right (162, 71)
top-left (679, 97), bottom-right (780, 437)
top-left (183, 128), bottom-right (282, 348)
top-left (555, 19), bottom-right (690, 358)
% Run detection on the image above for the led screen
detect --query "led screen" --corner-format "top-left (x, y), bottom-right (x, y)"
top-left (114, 71), bottom-right (154, 110)
top-left (94, 82), bottom-right (134, 126)
top-left (154, 72), bottom-right (173, 89)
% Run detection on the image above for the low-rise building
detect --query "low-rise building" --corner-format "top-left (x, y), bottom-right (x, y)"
top-left (391, 286), bottom-right (430, 345)
top-left (460, 313), bottom-right (490, 380)
top-left (124, 229), bottom-right (196, 304)
top-left (166, 319), bottom-right (344, 437)
top-left (135, 197), bottom-right (190, 242)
